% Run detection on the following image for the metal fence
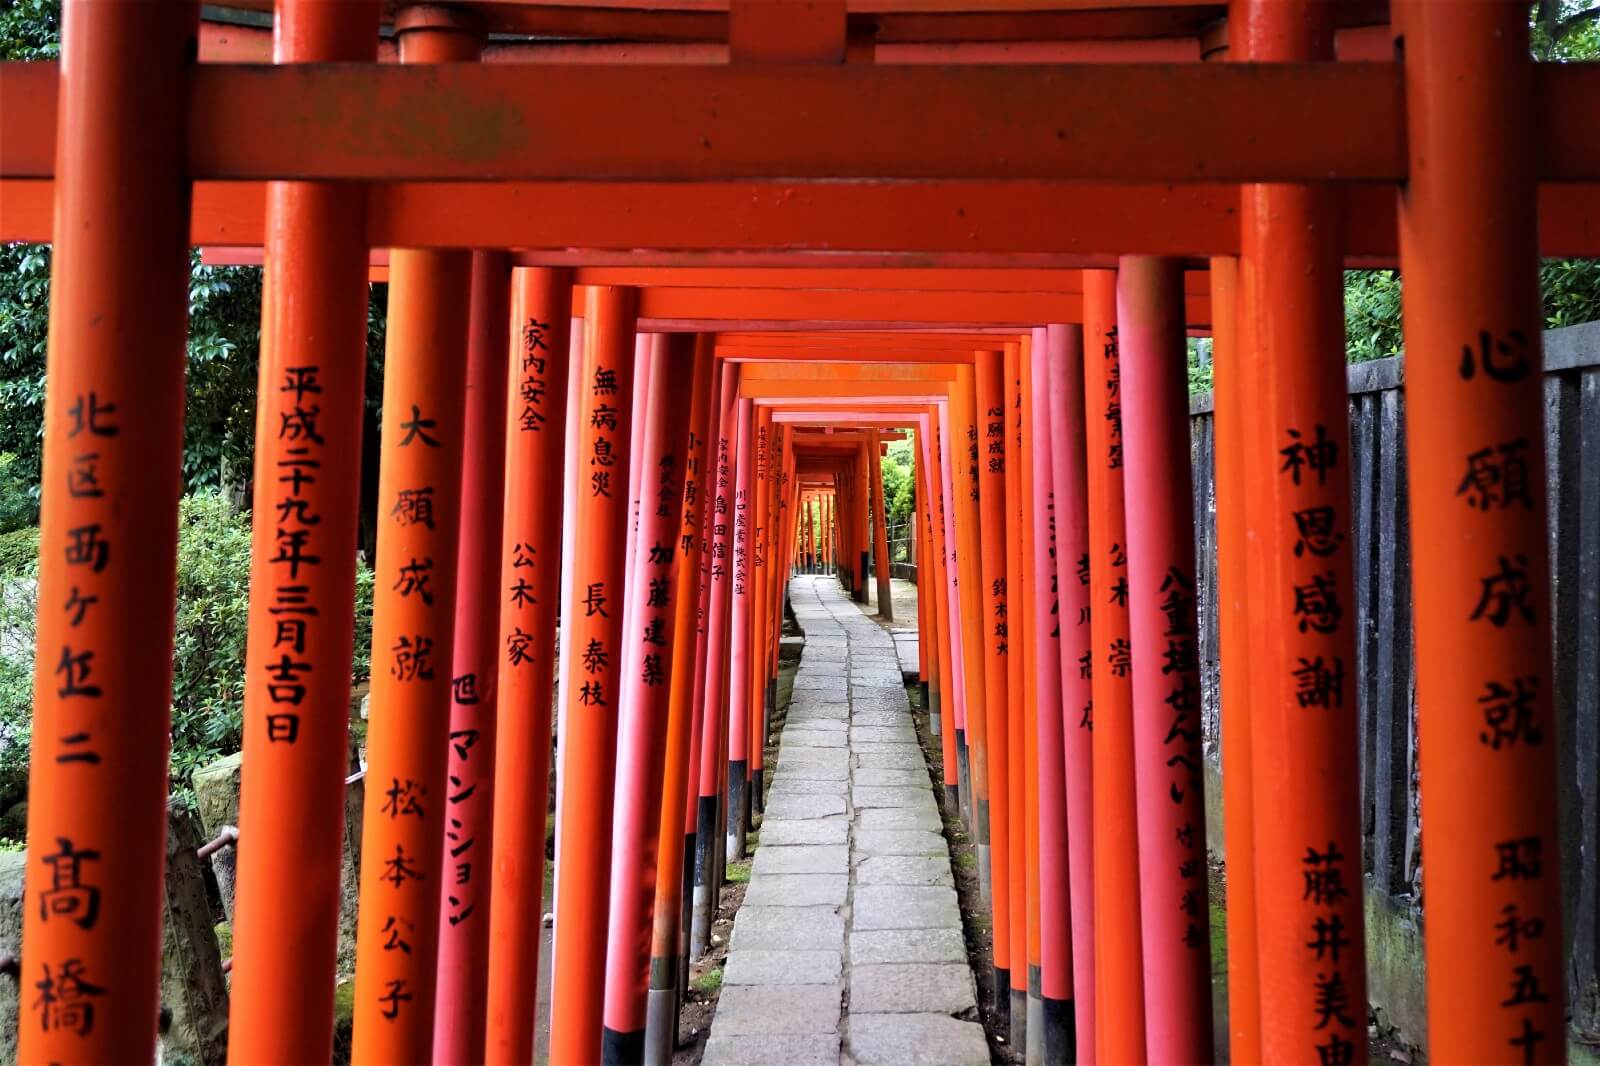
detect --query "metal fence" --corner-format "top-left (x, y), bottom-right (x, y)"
top-left (1188, 320), bottom-right (1600, 1047)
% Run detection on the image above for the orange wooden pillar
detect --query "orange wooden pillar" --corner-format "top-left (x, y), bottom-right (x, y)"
top-left (749, 407), bottom-right (775, 811)
top-left (548, 285), bottom-right (640, 1065)
top-left (484, 269), bottom-right (573, 1064)
top-left (603, 334), bottom-right (696, 1062)
top-left (432, 250), bottom-right (511, 1064)
top-left (17, 1), bottom-right (197, 1059)
top-left (953, 365), bottom-right (991, 899)
top-left (1397, 2), bottom-right (1567, 1059)
top-left (1003, 342), bottom-right (1030, 1047)
top-left (1231, 3), bottom-right (1369, 1061)
top-left (1024, 329), bottom-right (1056, 1064)
top-left (691, 365), bottom-right (740, 958)
top-left (225, 0), bottom-right (379, 1058)
top-left (975, 348), bottom-right (1013, 1027)
top-left (1208, 253), bottom-right (1264, 1066)
top-left (924, 416), bottom-right (959, 805)
top-left (1044, 323), bottom-right (1091, 1063)
top-left (871, 429), bottom-right (895, 621)
top-left (1117, 256), bottom-right (1214, 1063)
top-left (347, 26), bottom-right (483, 1061)
top-left (1083, 268), bottom-right (1147, 1064)
top-left (644, 336), bottom-right (715, 1063)
top-left (914, 455), bottom-right (932, 712)
top-left (726, 397), bottom-right (755, 860)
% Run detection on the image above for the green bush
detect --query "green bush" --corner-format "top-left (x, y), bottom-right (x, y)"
top-left (0, 526), bottom-right (38, 576)
top-left (0, 492), bottom-right (377, 798)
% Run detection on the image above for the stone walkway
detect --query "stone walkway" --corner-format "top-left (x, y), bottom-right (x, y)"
top-left (702, 575), bottom-right (989, 1066)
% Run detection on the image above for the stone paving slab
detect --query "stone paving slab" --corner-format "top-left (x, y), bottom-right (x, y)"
top-left (776, 746), bottom-right (850, 767)
top-left (849, 963), bottom-right (978, 1014)
top-left (851, 885), bottom-right (963, 930)
top-left (851, 785), bottom-right (936, 809)
top-left (851, 725), bottom-right (918, 745)
top-left (742, 873), bottom-right (849, 908)
top-left (784, 714), bottom-right (847, 730)
top-left (712, 984), bottom-right (844, 1035)
top-left (849, 767), bottom-right (932, 789)
top-left (750, 844), bottom-right (848, 876)
top-left (702, 1033), bottom-right (843, 1066)
top-left (850, 740), bottom-right (924, 755)
top-left (766, 778), bottom-right (848, 798)
top-left (848, 927), bottom-right (967, 966)
top-left (763, 792), bottom-right (847, 820)
top-left (725, 949), bottom-right (843, 986)
top-left (856, 854), bottom-right (955, 886)
top-left (847, 1014), bottom-right (990, 1066)
top-left (853, 749), bottom-right (929, 771)
top-left (849, 693), bottom-right (913, 715)
top-left (733, 906), bottom-right (846, 951)
top-left (783, 729), bottom-right (848, 748)
top-left (760, 818), bottom-right (849, 846)
top-left (852, 828), bottom-right (949, 857)
top-left (770, 760), bottom-right (849, 783)
top-left (856, 806), bottom-right (943, 831)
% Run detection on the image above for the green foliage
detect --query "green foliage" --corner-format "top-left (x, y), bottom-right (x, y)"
top-left (1187, 337), bottom-right (1215, 395)
top-left (0, 453), bottom-right (36, 532)
top-left (0, 526), bottom-right (38, 576)
top-left (0, 493), bottom-right (377, 797)
top-left (1540, 258), bottom-right (1600, 328)
top-left (167, 494), bottom-right (256, 785)
top-left (1532, 0), bottom-right (1600, 60)
top-left (1344, 269), bottom-right (1406, 364)
top-left (690, 967), bottom-right (724, 995)
top-left (875, 436), bottom-right (918, 559)
top-left (0, 562), bottom-right (37, 808)
top-left (0, 0), bottom-right (60, 60)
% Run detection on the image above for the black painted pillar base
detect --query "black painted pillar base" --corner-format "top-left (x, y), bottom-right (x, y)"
top-left (727, 760), bottom-right (748, 860)
top-left (1042, 994), bottom-right (1077, 1065)
top-left (601, 1026), bottom-right (644, 1066)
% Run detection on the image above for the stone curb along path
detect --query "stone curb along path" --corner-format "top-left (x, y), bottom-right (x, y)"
top-left (702, 575), bottom-right (990, 1066)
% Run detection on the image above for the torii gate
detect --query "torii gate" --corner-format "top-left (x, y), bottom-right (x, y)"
top-left (0, 1), bottom-right (1585, 1064)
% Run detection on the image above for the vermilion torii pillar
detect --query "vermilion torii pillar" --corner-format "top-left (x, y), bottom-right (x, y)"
top-left (603, 333), bottom-right (696, 1062)
top-left (870, 429), bottom-right (894, 621)
top-left (19, 0), bottom-right (197, 1059)
top-left (1233, 2), bottom-right (1369, 1060)
top-left (952, 365), bottom-right (991, 898)
top-left (1003, 342), bottom-right (1029, 1047)
top-left (1118, 256), bottom-right (1214, 1063)
top-left (1024, 328), bottom-right (1049, 1056)
top-left (726, 396), bottom-right (755, 861)
top-left (433, 250), bottom-right (511, 1065)
top-left (1047, 322), bottom-right (1094, 1063)
top-left (974, 348), bottom-right (1013, 1027)
top-left (1397, 1), bottom-right (1567, 1059)
top-left (347, 19), bottom-right (482, 1061)
top-left (1207, 252), bottom-right (1263, 1066)
top-left (692, 366), bottom-right (739, 958)
top-left (226, 0), bottom-right (379, 1059)
top-left (749, 406), bottom-right (775, 811)
top-left (483, 268), bottom-right (572, 1065)
top-left (1083, 268), bottom-right (1147, 1065)
top-left (549, 285), bottom-right (640, 1066)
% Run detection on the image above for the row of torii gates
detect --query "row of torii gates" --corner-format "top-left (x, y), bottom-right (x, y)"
top-left (3, 0), bottom-right (1593, 1063)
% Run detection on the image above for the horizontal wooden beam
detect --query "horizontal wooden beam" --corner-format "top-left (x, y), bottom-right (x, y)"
top-left (5, 176), bottom-right (1596, 260)
top-left (635, 286), bottom-right (1094, 324)
top-left (5, 59), bottom-right (1572, 183)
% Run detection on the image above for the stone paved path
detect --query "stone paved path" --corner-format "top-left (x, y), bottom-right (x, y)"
top-left (702, 576), bottom-right (989, 1066)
